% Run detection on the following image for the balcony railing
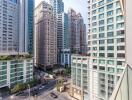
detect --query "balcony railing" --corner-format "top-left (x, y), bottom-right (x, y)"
top-left (110, 64), bottom-right (132, 100)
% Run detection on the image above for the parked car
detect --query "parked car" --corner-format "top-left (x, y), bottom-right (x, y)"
top-left (50, 92), bottom-right (58, 98)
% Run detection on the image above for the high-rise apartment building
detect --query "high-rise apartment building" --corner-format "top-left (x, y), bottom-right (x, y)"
top-left (0, 0), bottom-right (19, 54)
top-left (57, 13), bottom-right (71, 66)
top-left (87, 0), bottom-right (125, 99)
top-left (68, 9), bottom-right (87, 54)
top-left (50, 0), bottom-right (64, 16)
top-left (50, 0), bottom-right (71, 66)
top-left (0, 0), bottom-right (33, 54)
top-left (71, 0), bottom-right (126, 100)
top-left (34, 1), bottom-right (57, 69)
top-left (0, 0), bottom-right (34, 88)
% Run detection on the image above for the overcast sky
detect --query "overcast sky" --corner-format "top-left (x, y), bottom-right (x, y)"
top-left (35, 0), bottom-right (88, 26)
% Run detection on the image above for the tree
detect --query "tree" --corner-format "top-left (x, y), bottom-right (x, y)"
top-left (11, 83), bottom-right (26, 94)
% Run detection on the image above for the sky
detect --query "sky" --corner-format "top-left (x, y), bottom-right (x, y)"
top-left (35, 0), bottom-right (88, 25)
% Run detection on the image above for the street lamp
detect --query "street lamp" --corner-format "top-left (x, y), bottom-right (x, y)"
top-left (28, 84), bottom-right (31, 100)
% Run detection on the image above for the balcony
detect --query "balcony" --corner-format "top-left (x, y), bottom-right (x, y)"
top-left (110, 64), bottom-right (132, 100)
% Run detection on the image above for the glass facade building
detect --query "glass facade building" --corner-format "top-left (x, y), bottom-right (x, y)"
top-left (28, 0), bottom-right (34, 54)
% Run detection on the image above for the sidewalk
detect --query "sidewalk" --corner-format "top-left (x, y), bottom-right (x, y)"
top-left (62, 92), bottom-right (78, 100)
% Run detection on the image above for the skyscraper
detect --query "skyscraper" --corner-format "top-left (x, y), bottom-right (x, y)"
top-left (50, 0), bottom-right (64, 16)
top-left (57, 13), bottom-right (71, 66)
top-left (34, 1), bottom-right (57, 69)
top-left (71, 0), bottom-right (126, 100)
top-left (0, 0), bottom-right (19, 54)
top-left (0, 0), bottom-right (34, 88)
top-left (87, 0), bottom-right (125, 99)
top-left (68, 9), bottom-right (86, 54)
top-left (50, 0), bottom-right (71, 66)
top-left (28, 0), bottom-right (34, 54)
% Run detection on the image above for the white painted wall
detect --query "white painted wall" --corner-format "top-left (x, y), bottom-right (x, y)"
top-left (126, 0), bottom-right (132, 67)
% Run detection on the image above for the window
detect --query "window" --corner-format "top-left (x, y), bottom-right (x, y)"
top-left (93, 59), bottom-right (97, 63)
top-left (107, 4), bottom-right (113, 10)
top-left (99, 7), bottom-right (104, 13)
top-left (107, 39), bottom-right (114, 44)
top-left (92, 28), bottom-right (97, 32)
top-left (117, 38), bottom-right (125, 43)
top-left (93, 65), bottom-right (97, 69)
top-left (93, 34), bottom-right (97, 39)
top-left (99, 20), bottom-right (104, 25)
top-left (107, 32), bottom-right (114, 37)
top-left (92, 41), bottom-right (97, 45)
top-left (83, 64), bottom-right (87, 68)
top-left (107, 10), bottom-right (113, 17)
top-left (98, 0), bottom-right (104, 6)
top-left (107, 53), bottom-right (114, 57)
top-left (93, 47), bottom-right (97, 51)
top-left (108, 67), bottom-right (114, 73)
top-left (117, 61), bottom-right (122, 65)
top-left (99, 46), bottom-right (105, 50)
top-left (107, 46), bottom-right (114, 50)
top-left (117, 53), bottom-right (125, 58)
top-left (92, 16), bottom-right (96, 20)
top-left (117, 46), bottom-right (125, 50)
top-left (93, 53), bottom-right (97, 57)
top-left (117, 30), bottom-right (124, 36)
top-left (107, 18), bottom-right (113, 24)
top-left (107, 60), bottom-right (114, 65)
top-left (92, 0), bottom-right (96, 3)
top-left (116, 15), bottom-right (123, 21)
top-left (92, 22), bottom-right (97, 26)
top-left (107, 25), bottom-right (114, 30)
top-left (116, 23), bottom-right (124, 29)
top-left (99, 40), bottom-right (105, 44)
top-left (116, 1), bottom-right (120, 7)
top-left (99, 33), bottom-right (105, 38)
top-left (116, 8), bottom-right (121, 14)
top-left (117, 69), bottom-right (123, 74)
top-left (99, 66), bottom-right (105, 71)
top-left (99, 13), bottom-right (104, 19)
top-left (92, 10), bottom-right (97, 15)
top-left (99, 26), bottom-right (104, 32)
top-left (107, 0), bottom-right (113, 3)
top-left (99, 60), bottom-right (105, 64)
top-left (99, 53), bottom-right (105, 57)
top-left (92, 4), bottom-right (96, 9)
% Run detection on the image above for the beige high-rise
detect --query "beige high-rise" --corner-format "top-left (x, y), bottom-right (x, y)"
top-left (34, 1), bottom-right (57, 69)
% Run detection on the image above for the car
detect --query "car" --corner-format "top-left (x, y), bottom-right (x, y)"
top-left (41, 86), bottom-right (45, 88)
top-left (39, 87), bottom-right (42, 90)
top-left (50, 92), bottom-right (58, 98)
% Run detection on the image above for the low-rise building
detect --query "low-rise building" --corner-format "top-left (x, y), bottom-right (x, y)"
top-left (70, 54), bottom-right (89, 100)
top-left (0, 56), bottom-right (33, 88)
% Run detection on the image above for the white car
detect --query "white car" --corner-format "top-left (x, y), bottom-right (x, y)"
top-left (41, 86), bottom-right (45, 88)
top-left (39, 87), bottom-right (42, 90)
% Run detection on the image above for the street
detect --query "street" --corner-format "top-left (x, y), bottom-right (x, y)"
top-left (5, 80), bottom-right (71, 100)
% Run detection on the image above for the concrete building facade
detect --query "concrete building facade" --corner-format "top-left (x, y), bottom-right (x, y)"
top-left (68, 9), bottom-right (87, 54)
top-left (34, 1), bottom-right (57, 69)
top-left (71, 0), bottom-right (126, 100)
top-left (50, 0), bottom-right (71, 66)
